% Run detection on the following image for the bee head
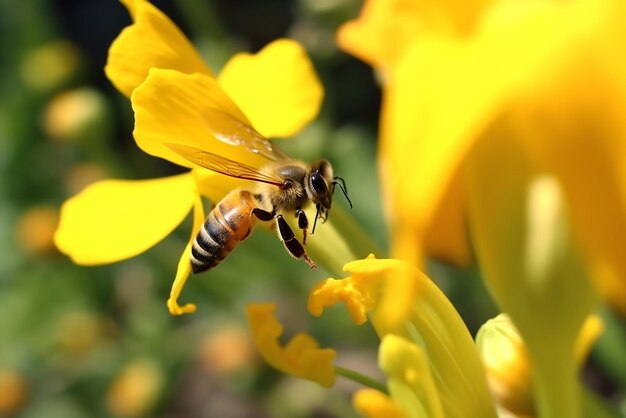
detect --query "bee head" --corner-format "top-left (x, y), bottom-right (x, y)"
top-left (307, 160), bottom-right (352, 233)
top-left (307, 160), bottom-right (334, 211)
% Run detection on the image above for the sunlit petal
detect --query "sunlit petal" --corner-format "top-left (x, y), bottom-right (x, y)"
top-left (131, 69), bottom-right (266, 169)
top-left (55, 174), bottom-right (195, 264)
top-left (105, 0), bottom-right (212, 97)
top-left (246, 303), bottom-right (336, 388)
top-left (218, 39), bottom-right (323, 139)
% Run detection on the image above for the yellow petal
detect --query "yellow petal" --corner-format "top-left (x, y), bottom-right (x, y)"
top-left (308, 277), bottom-right (375, 325)
top-left (307, 254), bottom-right (386, 325)
top-left (337, 0), bottom-right (493, 70)
top-left (218, 39), bottom-right (323, 139)
top-left (131, 69), bottom-right (267, 170)
top-left (504, 0), bottom-right (626, 314)
top-left (105, 0), bottom-right (212, 97)
top-left (336, 0), bottom-right (425, 70)
top-left (55, 173), bottom-right (195, 264)
top-left (246, 303), bottom-right (336, 388)
top-left (353, 389), bottom-right (405, 418)
top-left (379, 1), bottom-right (605, 268)
top-left (167, 195), bottom-right (205, 316)
top-left (422, 175), bottom-right (471, 266)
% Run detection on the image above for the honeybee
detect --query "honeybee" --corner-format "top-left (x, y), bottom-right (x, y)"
top-left (166, 127), bottom-right (351, 274)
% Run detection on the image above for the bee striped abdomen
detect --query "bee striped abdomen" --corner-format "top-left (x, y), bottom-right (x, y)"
top-left (191, 190), bottom-right (258, 274)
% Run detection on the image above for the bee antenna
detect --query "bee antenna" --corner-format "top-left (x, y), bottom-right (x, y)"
top-left (312, 204), bottom-right (322, 234)
top-left (332, 176), bottom-right (353, 209)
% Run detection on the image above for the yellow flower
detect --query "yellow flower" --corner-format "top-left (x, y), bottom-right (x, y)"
top-left (246, 303), bottom-right (336, 388)
top-left (338, 2), bottom-right (625, 417)
top-left (106, 358), bottom-right (164, 418)
top-left (476, 313), bottom-right (604, 417)
top-left (55, 0), bottom-right (323, 315)
top-left (309, 255), bottom-right (497, 418)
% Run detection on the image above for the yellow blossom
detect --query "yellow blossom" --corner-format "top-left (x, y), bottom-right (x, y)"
top-left (106, 359), bottom-right (164, 418)
top-left (16, 205), bottom-right (59, 255)
top-left (246, 303), bottom-right (336, 388)
top-left (476, 314), bottom-right (604, 416)
top-left (338, 1), bottom-right (624, 417)
top-left (339, 0), bottom-right (626, 311)
top-left (0, 369), bottom-right (28, 416)
top-left (309, 255), bottom-right (497, 418)
top-left (55, 0), bottom-right (323, 315)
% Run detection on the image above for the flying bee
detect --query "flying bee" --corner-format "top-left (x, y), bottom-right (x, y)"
top-left (166, 129), bottom-right (351, 274)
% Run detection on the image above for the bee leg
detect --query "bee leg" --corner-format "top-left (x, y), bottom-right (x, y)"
top-left (295, 208), bottom-right (308, 245)
top-left (276, 214), bottom-right (316, 269)
top-left (252, 208), bottom-right (274, 221)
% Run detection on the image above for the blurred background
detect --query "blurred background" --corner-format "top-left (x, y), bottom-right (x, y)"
top-left (0, 0), bottom-right (624, 417)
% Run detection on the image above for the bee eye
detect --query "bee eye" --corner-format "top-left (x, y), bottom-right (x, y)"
top-left (310, 173), bottom-right (327, 194)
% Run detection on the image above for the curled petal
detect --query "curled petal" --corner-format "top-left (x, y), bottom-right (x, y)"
top-left (167, 195), bottom-right (206, 316)
top-left (307, 255), bottom-right (416, 329)
top-left (307, 253), bottom-right (384, 325)
top-left (218, 39), bottom-right (323, 139)
top-left (353, 389), bottom-right (405, 418)
top-left (308, 277), bottom-right (375, 325)
top-left (105, 0), bottom-right (212, 96)
top-left (55, 174), bottom-right (195, 264)
top-left (246, 304), bottom-right (336, 388)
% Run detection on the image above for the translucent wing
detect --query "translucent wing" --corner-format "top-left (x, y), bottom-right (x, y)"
top-left (165, 143), bottom-right (284, 186)
top-left (202, 110), bottom-right (289, 162)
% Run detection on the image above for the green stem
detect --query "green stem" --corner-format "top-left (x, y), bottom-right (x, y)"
top-left (335, 366), bottom-right (388, 394)
top-left (530, 347), bottom-right (580, 418)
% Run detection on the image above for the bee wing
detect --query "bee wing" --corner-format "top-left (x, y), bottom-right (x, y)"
top-left (203, 110), bottom-right (289, 162)
top-left (165, 143), bottom-right (285, 186)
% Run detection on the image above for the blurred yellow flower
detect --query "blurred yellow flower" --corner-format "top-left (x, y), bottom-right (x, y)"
top-left (246, 303), bottom-right (336, 388)
top-left (0, 369), bottom-right (28, 416)
top-left (309, 255), bottom-right (497, 418)
top-left (106, 359), bottom-right (164, 418)
top-left (55, 0), bottom-right (323, 315)
top-left (16, 205), bottom-right (59, 256)
top-left (338, 0), bottom-right (624, 416)
top-left (476, 313), bottom-right (604, 417)
top-left (339, 0), bottom-right (626, 312)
